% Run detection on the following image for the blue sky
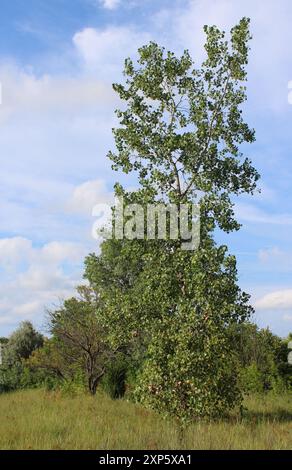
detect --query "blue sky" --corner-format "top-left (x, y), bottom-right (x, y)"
top-left (0, 0), bottom-right (292, 337)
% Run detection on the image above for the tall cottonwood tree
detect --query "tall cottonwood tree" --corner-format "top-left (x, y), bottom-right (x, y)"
top-left (86, 18), bottom-right (259, 419)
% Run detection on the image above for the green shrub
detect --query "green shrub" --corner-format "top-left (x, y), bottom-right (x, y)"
top-left (59, 370), bottom-right (86, 397)
top-left (0, 364), bottom-right (23, 393)
top-left (0, 363), bottom-right (47, 394)
top-left (44, 375), bottom-right (62, 392)
top-left (269, 375), bottom-right (287, 394)
top-left (240, 363), bottom-right (264, 394)
top-left (102, 358), bottom-right (127, 399)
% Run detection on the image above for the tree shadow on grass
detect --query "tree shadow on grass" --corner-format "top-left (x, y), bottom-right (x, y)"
top-left (217, 406), bottom-right (292, 424)
top-left (243, 408), bottom-right (292, 423)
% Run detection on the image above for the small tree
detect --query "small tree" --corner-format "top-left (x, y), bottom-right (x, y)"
top-left (47, 286), bottom-right (116, 395)
top-left (0, 322), bottom-right (43, 392)
top-left (3, 321), bottom-right (43, 366)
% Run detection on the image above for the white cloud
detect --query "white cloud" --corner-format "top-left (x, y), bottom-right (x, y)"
top-left (0, 237), bottom-right (87, 269)
top-left (73, 26), bottom-right (149, 74)
top-left (0, 237), bottom-right (33, 267)
top-left (0, 64), bottom-right (116, 123)
top-left (18, 266), bottom-right (71, 291)
top-left (67, 179), bottom-right (113, 215)
top-left (0, 237), bottom-right (88, 331)
top-left (100, 0), bottom-right (121, 10)
top-left (255, 289), bottom-right (292, 310)
top-left (13, 301), bottom-right (43, 317)
top-left (0, 61), bottom-right (118, 249)
top-left (40, 241), bottom-right (87, 264)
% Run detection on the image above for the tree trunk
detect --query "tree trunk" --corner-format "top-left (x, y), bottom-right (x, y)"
top-left (88, 370), bottom-right (105, 395)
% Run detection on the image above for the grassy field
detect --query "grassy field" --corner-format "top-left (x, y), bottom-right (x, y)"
top-left (0, 389), bottom-right (291, 450)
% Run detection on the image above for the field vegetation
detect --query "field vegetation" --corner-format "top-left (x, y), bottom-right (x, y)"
top-left (0, 389), bottom-right (291, 450)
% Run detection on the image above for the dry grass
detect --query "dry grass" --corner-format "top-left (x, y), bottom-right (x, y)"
top-left (0, 389), bottom-right (291, 449)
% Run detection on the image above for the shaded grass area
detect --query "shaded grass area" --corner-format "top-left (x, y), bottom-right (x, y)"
top-left (0, 389), bottom-right (291, 449)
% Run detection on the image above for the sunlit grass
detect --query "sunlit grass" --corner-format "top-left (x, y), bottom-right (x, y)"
top-left (0, 389), bottom-right (291, 449)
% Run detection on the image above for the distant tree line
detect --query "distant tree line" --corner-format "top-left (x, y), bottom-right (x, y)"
top-left (0, 276), bottom-right (291, 410)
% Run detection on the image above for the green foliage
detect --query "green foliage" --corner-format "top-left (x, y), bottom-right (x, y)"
top-left (135, 318), bottom-right (241, 421)
top-left (102, 356), bottom-right (128, 399)
top-left (58, 370), bottom-right (87, 397)
top-left (86, 235), bottom-right (255, 420)
top-left (277, 335), bottom-right (292, 390)
top-left (43, 375), bottom-right (62, 392)
top-left (0, 363), bottom-right (23, 393)
top-left (239, 363), bottom-right (264, 394)
top-left (230, 323), bottom-right (292, 393)
top-left (0, 322), bottom-right (44, 394)
top-left (3, 321), bottom-right (43, 366)
top-left (0, 362), bottom-right (46, 393)
top-left (109, 17), bottom-right (259, 229)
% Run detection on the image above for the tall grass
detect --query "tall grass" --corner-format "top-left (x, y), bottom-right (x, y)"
top-left (0, 389), bottom-right (291, 449)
